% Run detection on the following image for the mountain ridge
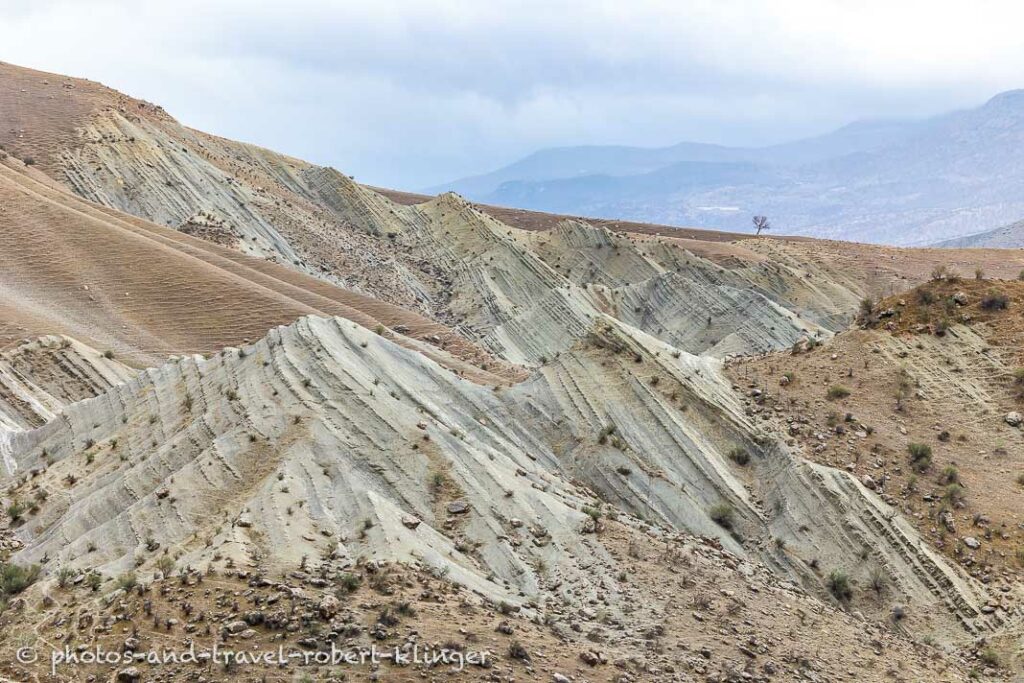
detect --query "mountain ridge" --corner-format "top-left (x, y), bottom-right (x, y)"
top-left (432, 89), bottom-right (1024, 246)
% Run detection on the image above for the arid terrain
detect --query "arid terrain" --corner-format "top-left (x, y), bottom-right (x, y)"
top-left (3, 60), bottom-right (1024, 682)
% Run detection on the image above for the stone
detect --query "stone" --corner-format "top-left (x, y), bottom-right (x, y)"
top-left (1005, 412), bottom-right (1022, 427)
top-left (963, 536), bottom-right (981, 550)
top-left (401, 514), bottom-right (421, 529)
top-left (225, 619), bottom-right (248, 634)
top-left (447, 500), bottom-right (469, 514)
top-left (116, 668), bottom-right (141, 683)
top-left (318, 595), bottom-right (340, 618)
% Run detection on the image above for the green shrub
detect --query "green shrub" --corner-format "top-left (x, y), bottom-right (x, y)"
top-left (56, 566), bottom-right (75, 588)
top-left (338, 572), bottom-right (361, 594)
top-left (907, 443), bottom-right (932, 472)
top-left (943, 483), bottom-right (965, 504)
top-left (116, 571), bottom-right (138, 592)
top-left (0, 562), bottom-right (40, 595)
top-left (727, 447), bottom-right (750, 466)
top-left (827, 569), bottom-right (853, 603)
top-left (981, 291), bottom-right (1009, 310)
top-left (907, 443), bottom-right (932, 460)
top-left (709, 503), bottom-right (735, 530)
top-left (5, 501), bottom-right (25, 522)
top-left (827, 386), bottom-right (851, 400)
top-left (980, 647), bottom-right (1001, 668)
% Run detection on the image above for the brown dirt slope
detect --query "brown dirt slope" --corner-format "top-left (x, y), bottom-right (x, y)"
top-left (0, 60), bottom-right (164, 176)
top-left (0, 524), bottom-right (982, 682)
top-left (0, 155), bottom-right (512, 379)
top-left (727, 277), bottom-right (1024, 588)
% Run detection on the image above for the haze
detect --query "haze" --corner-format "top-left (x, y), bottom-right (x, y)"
top-left (4, 0), bottom-right (1024, 189)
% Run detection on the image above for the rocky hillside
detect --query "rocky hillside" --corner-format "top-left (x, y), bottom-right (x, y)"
top-left (3, 60), bottom-right (1024, 681)
top-left (938, 218), bottom-right (1024, 249)
top-left (6, 61), bottom-right (1024, 368)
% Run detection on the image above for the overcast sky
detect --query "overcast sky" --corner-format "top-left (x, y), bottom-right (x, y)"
top-left (3, 0), bottom-right (1024, 189)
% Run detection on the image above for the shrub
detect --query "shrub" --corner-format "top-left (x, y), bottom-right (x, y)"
top-left (0, 562), bottom-right (41, 595)
top-left (117, 571), bottom-right (138, 592)
top-left (868, 566), bottom-right (887, 596)
top-left (709, 503), bottom-right (735, 530)
top-left (907, 443), bottom-right (932, 472)
top-left (907, 443), bottom-right (932, 461)
top-left (103, 350), bottom-right (115, 359)
top-left (338, 572), bottom-right (361, 593)
top-left (156, 555), bottom-right (175, 576)
top-left (827, 385), bottom-right (851, 400)
top-left (6, 501), bottom-right (25, 522)
top-left (917, 288), bottom-right (935, 305)
top-left (975, 267), bottom-right (985, 280)
top-left (57, 566), bottom-right (75, 588)
top-left (827, 569), bottom-right (853, 603)
top-left (980, 647), bottom-right (1001, 668)
top-left (597, 424), bottom-right (616, 445)
top-left (940, 465), bottom-right (959, 484)
top-left (942, 483), bottom-right (965, 505)
top-left (727, 447), bottom-right (750, 466)
top-left (858, 298), bottom-right (873, 319)
top-left (980, 291), bottom-right (1009, 310)
top-left (508, 640), bottom-right (530, 661)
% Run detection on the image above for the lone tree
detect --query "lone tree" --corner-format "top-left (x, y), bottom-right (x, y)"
top-left (752, 215), bottom-right (771, 236)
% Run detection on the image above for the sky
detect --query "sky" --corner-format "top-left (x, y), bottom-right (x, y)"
top-left (4, 0), bottom-right (1024, 189)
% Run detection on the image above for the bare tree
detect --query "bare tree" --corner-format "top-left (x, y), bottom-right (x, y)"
top-left (752, 215), bottom-right (771, 236)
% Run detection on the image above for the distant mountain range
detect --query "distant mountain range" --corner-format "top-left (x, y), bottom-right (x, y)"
top-left (430, 92), bottom-right (1024, 246)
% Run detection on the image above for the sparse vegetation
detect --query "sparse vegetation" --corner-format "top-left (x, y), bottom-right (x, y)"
top-left (5, 501), bottom-right (26, 523)
top-left (980, 291), bottom-right (1009, 310)
top-left (727, 447), bottom-right (750, 466)
top-left (827, 385), bottom-right (850, 400)
top-left (0, 562), bottom-right (40, 596)
top-left (858, 297), bottom-right (873, 319)
top-left (117, 571), bottom-right (138, 592)
top-left (827, 569), bottom-right (853, 604)
top-left (709, 503), bottom-right (735, 530)
top-left (338, 572), bottom-right (362, 593)
top-left (907, 443), bottom-right (933, 472)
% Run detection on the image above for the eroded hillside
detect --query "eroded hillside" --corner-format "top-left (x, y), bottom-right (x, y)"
top-left (3, 60), bottom-right (1024, 681)
top-left (7, 60), bottom-right (1024, 367)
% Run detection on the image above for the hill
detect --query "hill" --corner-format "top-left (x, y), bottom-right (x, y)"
top-left (435, 91), bottom-right (1024, 246)
top-left (3, 60), bottom-right (1024, 680)
top-left (938, 218), bottom-right (1024, 249)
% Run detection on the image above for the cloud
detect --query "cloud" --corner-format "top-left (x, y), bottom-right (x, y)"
top-left (2, 0), bottom-right (1024, 187)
